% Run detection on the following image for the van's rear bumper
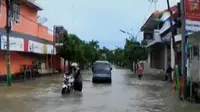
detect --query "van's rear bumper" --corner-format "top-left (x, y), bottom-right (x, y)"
top-left (92, 76), bottom-right (111, 82)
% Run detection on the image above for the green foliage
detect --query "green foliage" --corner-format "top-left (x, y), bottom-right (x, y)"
top-left (124, 38), bottom-right (148, 62)
top-left (56, 32), bottom-right (103, 68)
top-left (56, 30), bottom-right (148, 69)
top-left (123, 38), bottom-right (148, 70)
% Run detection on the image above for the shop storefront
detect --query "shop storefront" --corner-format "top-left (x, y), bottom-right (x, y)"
top-left (0, 30), bottom-right (60, 76)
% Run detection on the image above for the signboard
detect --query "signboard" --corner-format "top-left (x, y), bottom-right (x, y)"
top-left (185, 0), bottom-right (200, 32)
top-left (1, 35), bottom-right (24, 51)
top-left (54, 25), bottom-right (65, 46)
top-left (47, 44), bottom-right (53, 54)
top-left (28, 40), bottom-right (43, 54)
top-left (46, 44), bottom-right (56, 54)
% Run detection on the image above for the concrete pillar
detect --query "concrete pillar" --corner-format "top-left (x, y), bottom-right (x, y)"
top-left (171, 37), bottom-right (175, 80)
top-left (164, 45), bottom-right (168, 70)
top-left (198, 45), bottom-right (200, 79)
top-left (147, 52), bottom-right (151, 68)
top-left (45, 54), bottom-right (49, 69)
top-left (187, 55), bottom-right (190, 78)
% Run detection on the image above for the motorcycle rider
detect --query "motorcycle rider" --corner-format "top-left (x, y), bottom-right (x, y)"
top-left (71, 63), bottom-right (83, 92)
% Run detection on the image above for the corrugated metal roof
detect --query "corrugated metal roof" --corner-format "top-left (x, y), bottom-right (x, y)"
top-left (140, 5), bottom-right (177, 31)
top-left (25, 0), bottom-right (43, 11)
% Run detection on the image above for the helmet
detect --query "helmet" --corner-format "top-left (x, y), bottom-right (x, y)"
top-left (71, 62), bottom-right (78, 68)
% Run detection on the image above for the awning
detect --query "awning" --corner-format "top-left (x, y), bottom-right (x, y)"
top-left (24, 0), bottom-right (43, 11)
top-left (159, 11), bottom-right (176, 35)
top-left (140, 11), bottom-right (163, 31)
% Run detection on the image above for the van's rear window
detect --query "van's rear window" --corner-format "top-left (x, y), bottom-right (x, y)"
top-left (93, 63), bottom-right (110, 70)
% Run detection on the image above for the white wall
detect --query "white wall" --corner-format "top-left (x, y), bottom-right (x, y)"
top-left (146, 30), bottom-right (162, 47)
top-left (188, 36), bottom-right (200, 80)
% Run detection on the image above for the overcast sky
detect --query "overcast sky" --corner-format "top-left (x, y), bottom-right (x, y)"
top-left (37, 0), bottom-right (179, 49)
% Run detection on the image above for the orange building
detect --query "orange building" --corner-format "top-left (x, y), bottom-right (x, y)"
top-left (0, 0), bottom-right (61, 79)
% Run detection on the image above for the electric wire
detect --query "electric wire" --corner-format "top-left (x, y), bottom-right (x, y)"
top-left (135, 1), bottom-right (154, 40)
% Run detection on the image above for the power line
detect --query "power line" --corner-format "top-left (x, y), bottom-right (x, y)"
top-left (0, 2), bottom-right (53, 33)
top-left (149, 0), bottom-right (158, 10)
top-left (135, 1), bottom-right (153, 39)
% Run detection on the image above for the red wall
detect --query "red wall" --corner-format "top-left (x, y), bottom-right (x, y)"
top-left (53, 56), bottom-right (61, 71)
top-left (0, 51), bottom-right (34, 75)
top-left (0, 51), bottom-right (62, 75)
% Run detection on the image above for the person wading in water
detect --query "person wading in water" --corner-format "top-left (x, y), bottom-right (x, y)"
top-left (136, 63), bottom-right (143, 80)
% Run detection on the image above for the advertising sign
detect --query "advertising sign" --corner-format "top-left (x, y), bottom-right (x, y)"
top-left (28, 40), bottom-right (43, 54)
top-left (54, 25), bottom-right (65, 46)
top-left (47, 44), bottom-right (53, 54)
top-left (1, 35), bottom-right (24, 51)
top-left (46, 44), bottom-right (56, 54)
top-left (185, 0), bottom-right (200, 32)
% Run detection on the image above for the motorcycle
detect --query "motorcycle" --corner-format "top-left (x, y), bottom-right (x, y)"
top-left (61, 74), bottom-right (75, 94)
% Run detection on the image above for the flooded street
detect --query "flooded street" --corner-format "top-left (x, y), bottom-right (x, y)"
top-left (0, 67), bottom-right (200, 112)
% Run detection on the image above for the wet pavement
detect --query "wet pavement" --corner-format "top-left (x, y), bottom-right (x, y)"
top-left (0, 67), bottom-right (200, 112)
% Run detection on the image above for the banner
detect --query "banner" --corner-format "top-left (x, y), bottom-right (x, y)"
top-left (1, 35), bottom-right (24, 51)
top-left (28, 40), bottom-right (43, 54)
top-left (185, 0), bottom-right (200, 32)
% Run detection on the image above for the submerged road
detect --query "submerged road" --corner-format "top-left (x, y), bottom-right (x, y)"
top-left (0, 67), bottom-right (200, 112)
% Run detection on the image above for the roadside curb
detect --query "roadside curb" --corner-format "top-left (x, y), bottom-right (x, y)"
top-left (0, 72), bottom-right (62, 83)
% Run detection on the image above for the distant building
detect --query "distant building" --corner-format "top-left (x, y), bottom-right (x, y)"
top-left (101, 53), bottom-right (107, 59)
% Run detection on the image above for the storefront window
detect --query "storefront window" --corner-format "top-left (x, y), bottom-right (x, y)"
top-left (11, 1), bottom-right (20, 23)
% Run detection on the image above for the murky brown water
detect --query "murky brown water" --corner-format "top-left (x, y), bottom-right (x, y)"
top-left (0, 67), bottom-right (200, 112)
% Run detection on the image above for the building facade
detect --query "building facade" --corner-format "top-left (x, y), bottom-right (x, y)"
top-left (141, 6), bottom-right (182, 73)
top-left (0, 0), bottom-right (61, 77)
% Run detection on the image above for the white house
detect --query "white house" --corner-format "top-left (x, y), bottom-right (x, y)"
top-left (141, 6), bottom-right (182, 75)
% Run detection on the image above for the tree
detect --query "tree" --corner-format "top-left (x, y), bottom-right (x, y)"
top-left (56, 29), bottom-right (148, 71)
top-left (114, 48), bottom-right (125, 66)
top-left (67, 34), bottom-right (86, 68)
top-left (124, 38), bottom-right (148, 71)
top-left (56, 31), bottom-right (103, 69)
top-left (83, 42), bottom-right (96, 64)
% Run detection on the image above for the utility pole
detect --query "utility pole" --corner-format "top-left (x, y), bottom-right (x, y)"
top-left (166, 0), bottom-right (182, 98)
top-left (166, 0), bottom-right (178, 67)
top-left (52, 26), bottom-right (56, 72)
top-left (180, 0), bottom-right (187, 98)
top-left (5, 0), bottom-right (13, 86)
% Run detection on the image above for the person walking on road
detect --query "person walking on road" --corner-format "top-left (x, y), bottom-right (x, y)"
top-left (136, 63), bottom-right (143, 80)
top-left (163, 64), bottom-right (173, 82)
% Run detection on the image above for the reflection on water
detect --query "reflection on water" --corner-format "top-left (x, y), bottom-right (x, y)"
top-left (0, 69), bottom-right (200, 112)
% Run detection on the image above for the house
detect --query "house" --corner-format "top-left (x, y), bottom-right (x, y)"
top-left (0, 0), bottom-right (61, 78)
top-left (140, 5), bottom-right (182, 74)
top-left (185, 22), bottom-right (200, 80)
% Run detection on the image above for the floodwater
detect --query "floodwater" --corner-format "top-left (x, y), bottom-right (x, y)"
top-left (0, 67), bottom-right (200, 112)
